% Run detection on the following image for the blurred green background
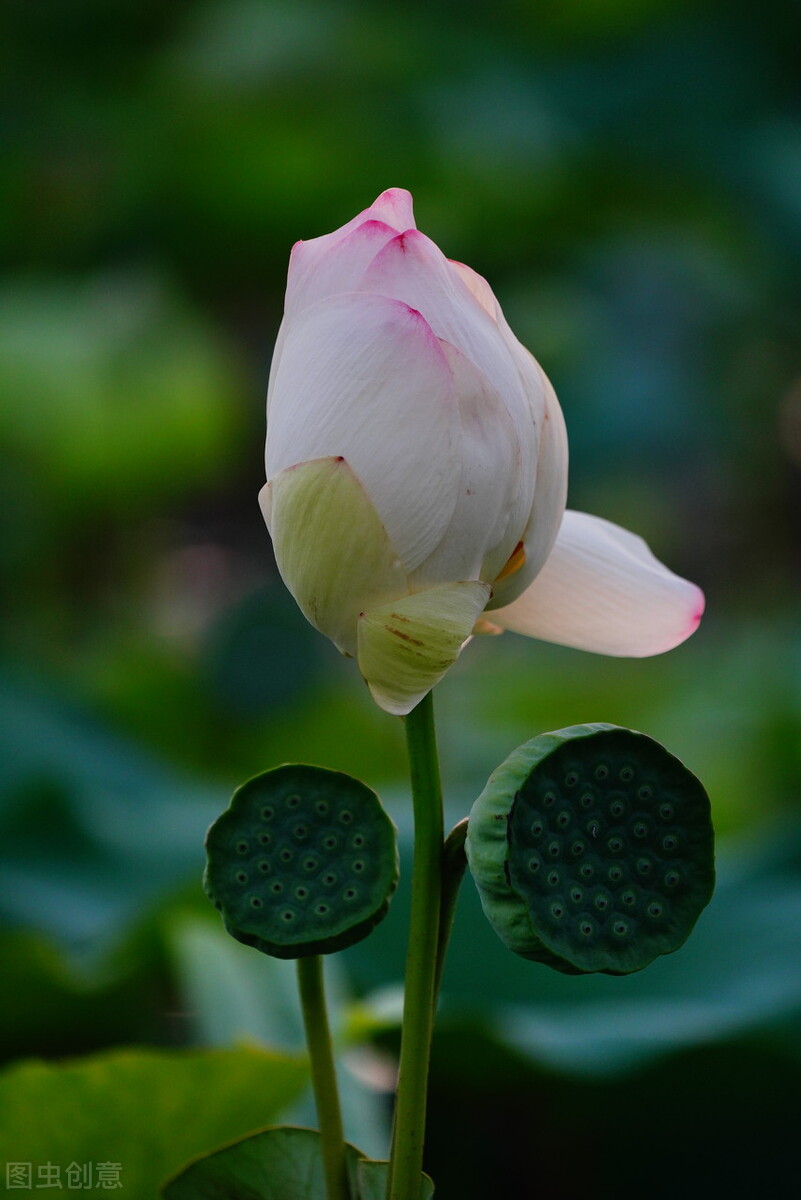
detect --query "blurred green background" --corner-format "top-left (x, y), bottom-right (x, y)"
top-left (2, 0), bottom-right (801, 1196)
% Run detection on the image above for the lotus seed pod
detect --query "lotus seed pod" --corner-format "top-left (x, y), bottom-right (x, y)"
top-left (466, 724), bottom-right (714, 975)
top-left (204, 765), bottom-right (399, 958)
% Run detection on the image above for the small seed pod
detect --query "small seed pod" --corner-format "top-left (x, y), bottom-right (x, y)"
top-left (466, 724), bottom-right (714, 975)
top-left (204, 764), bottom-right (398, 958)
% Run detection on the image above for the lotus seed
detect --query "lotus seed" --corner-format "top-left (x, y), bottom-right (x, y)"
top-left (531, 820), bottom-right (544, 837)
top-left (557, 811), bottom-right (571, 828)
top-left (665, 870), bottom-right (680, 887)
top-left (613, 921), bottom-right (628, 936)
top-left (548, 840), bottom-right (561, 857)
top-left (345, 888), bottom-right (357, 900)
top-left (608, 836), bottom-right (624, 853)
top-left (637, 858), bottom-right (652, 875)
top-left (271, 882), bottom-right (283, 894)
top-left (543, 791), bottom-right (556, 807)
top-left (280, 849), bottom-right (293, 863)
top-left (282, 910), bottom-right (294, 920)
top-left (293, 824), bottom-right (308, 839)
top-left (571, 840), bottom-right (585, 856)
top-left (315, 801), bottom-right (329, 815)
top-left (659, 803), bottom-right (674, 820)
top-left (551, 903), bottom-right (565, 919)
top-left (353, 835), bottom-right (365, 848)
top-left (610, 800), bottom-right (626, 818)
top-left (528, 856), bottom-right (541, 873)
top-left (648, 902), bottom-right (663, 918)
top-left (547, 870), bottom-right (560, 887)
top-left (236, 871), bottom-right (247, 884)
top-left (250, 897), bottom-right (262, 909)
top-left (622, 890), bottom-right (637, 906)
top-left (304, 857), bottom-right (318, 871)
top-left (353, 860), bottom-right (365, 872)
top-left (595, 764), bottom-right (609, 780)
top-left (258, 832), bottom-right (271, 845)
top-left (609, 865), bottom-right (623, 882)
top-left (633, 822), bottom-right (648, 839)
top-left (323, 873), bottom-right (336, 885)
top-left (580, 863), bottom-right (594, 879)
top-left (580, 920), bottom-right (594, 936)
top-left (565, 771), bottom-right (579, 787)
top-left (340, 811), bottom-right (353, 824)
top-left (594, 893), bottom-right (609, 911)
top-left (663, 835), bottom-right (678, 852)
top-left (261, 807), bottom-right (273, 820)
top-left (323, 836), bottom-right (337, 850)
top-left (570, 887), bottom-right (583, 903)
top-left (580, 792), bottom-right (594, 808)
top-left (638, 786), bottom-right (653, 801)
top-left (620, 766), bottom-right (634, 782)
top-left (287, 794), bottom-right (300, 808)
top-left (236, 841), bottom-right (249, 854)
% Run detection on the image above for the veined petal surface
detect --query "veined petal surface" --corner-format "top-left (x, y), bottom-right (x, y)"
top-left (408, 339), bottom-right (524, 589)
top-left (489, 510), bottom-right (705, 656)
top-left (358, 581), bottom-right (492, 715)
top-left (359, 230), bottom-right (538, 482)
top-left (260, 457), bottom-right (407, 657)
top-left (266, 291), bottom-right (460, 574)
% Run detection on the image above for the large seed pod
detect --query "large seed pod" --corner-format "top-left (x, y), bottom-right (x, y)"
top-left (204, 765), bottom-right (399, 958)
top-left (466, 724), bottom-right (714, 975)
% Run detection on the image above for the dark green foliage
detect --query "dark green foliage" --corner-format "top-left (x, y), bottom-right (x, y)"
top-left (162, 1126), bottom-right (434, 1200)
top-left (204, 765), bottom-right (399, 957)
top-left (467, 724), bottom-right (714, 974)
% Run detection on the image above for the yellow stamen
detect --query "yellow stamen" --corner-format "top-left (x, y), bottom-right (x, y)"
top-left (495, 540), bottom-right (526, 582)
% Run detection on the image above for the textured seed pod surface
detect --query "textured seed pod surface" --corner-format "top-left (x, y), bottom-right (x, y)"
top-left (204, 764), bottom-right (398, 958)
top-left (467, 724), bottom-right (715, 975)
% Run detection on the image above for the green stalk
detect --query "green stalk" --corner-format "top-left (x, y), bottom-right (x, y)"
top-left (296, 955), bottom-right (350, 1200)
top-left (387, 690), bottom-right (444, 1200)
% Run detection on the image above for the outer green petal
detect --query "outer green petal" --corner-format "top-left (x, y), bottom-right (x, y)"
top-left (260, 457), bottom-right (407, 657)
top-left (357, 580), bottom-right (491, 715)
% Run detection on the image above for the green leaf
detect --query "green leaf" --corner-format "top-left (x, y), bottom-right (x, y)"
top-left (204, 765), bottom-right (399, 958)
top-left (356, 1158), bottom-right (435, 1200)
top-left (161, 1127), bottom-right (434, 1199)
top-left (0, 1047), bottom-right (308, 1199)
top-left (162, 1127), bottom-right (361, 1200)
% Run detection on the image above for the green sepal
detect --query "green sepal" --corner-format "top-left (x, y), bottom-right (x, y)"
top-left (160, 1126), bottom-right (435, 1199)
top-left (204, 765), bottom-right (399, 959)
top-left (466, 724), bottom-right (715, 975)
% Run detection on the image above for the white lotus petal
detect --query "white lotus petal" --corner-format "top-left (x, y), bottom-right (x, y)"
top-left (489, 358), bottom-right (568, 608)
top-left (490, 510), bottom-right (705, 656)
top-left (358, 581), bottom-right (491, 715)
top-left (285, 219), bottom-right (400, 317)
top-left (266, 291), bottom-right (459, 573)
top-left (359, 231), bottom-right (535, 465)
top-left (409, 338), bottom-right (524, 588)
top-left (282, 189), bottom-right (415, 315)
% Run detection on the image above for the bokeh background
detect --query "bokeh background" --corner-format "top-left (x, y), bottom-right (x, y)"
top-left (2, 1), bottom-right (801, 1197)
